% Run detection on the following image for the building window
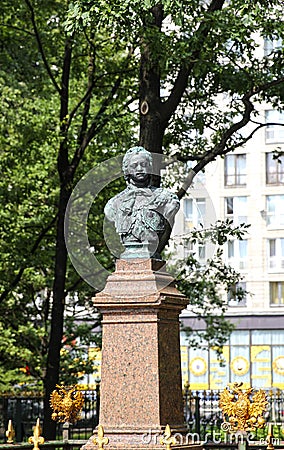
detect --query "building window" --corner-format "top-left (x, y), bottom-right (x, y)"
top-left (227, 239), bottom-right (248, 270)
top-left (268, 238), bottom-right (284, 270)
top-left (266, 152), bottom-right (284, 185)
top-left (265, 110), bottom-right (284, 144)
top-left (184, 241), bottom-right (206, 261)
top-left (266, 195), bottom-right (284, 227)
top-left (270, 281), bottom-right (284, 305)
top-left (184, 198), bottom-right (205, 229)
top-left (228, 282), bottom-right (247, 307)
top-left (184, 198), bottom-right (206, 261)
top-left (264, 37), bottom-right (283, 56)
top-left (225, 196), bottom-right (248, 225)
top-left (224, 154), bottom-right (246, 187)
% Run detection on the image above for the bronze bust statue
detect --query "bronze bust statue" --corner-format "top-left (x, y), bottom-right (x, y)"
top-left (104, 146), bottom-right (180, 259)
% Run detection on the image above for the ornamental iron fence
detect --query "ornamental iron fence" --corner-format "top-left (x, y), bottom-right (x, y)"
top-left (183, 387), bottom-right (284, 442)
top-left (0, 387), bottom-right (283, 443)
top-left (0, 387), bottom-right (100, 443)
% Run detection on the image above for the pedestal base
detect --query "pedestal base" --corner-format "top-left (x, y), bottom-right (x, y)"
top-left (82, 427), bottom-right (202, 450)
top-left (83, 440), bottom-right (202, 450)
top-left (86, 259), bottom-right (192, 450)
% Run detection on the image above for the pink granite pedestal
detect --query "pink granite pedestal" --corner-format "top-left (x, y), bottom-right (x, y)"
top-left (82, 259), bottom-right (198, 450)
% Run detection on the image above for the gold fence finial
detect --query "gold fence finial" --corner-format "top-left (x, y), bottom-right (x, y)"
top-left (6, 419), bottom-right (15, 443)
top-left (266, 423), bottom-right (274, 450)
top-left (93, 424), bottom-right (109, 450)
top-left (160, 424), bottom-right (177, 450)
top-left (28, 418), bottom-right (45, 450)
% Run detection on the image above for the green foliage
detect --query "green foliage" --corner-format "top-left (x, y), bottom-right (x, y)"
top-left (0, 0), bottom-right (135, 393)
top-left (0, 322), bottom-right (44, 393)
top-left (1, 0), bottom-right (284, 396)
top-left (172, 222), bottom-right (250, 360)
top-left (67, 0), bottom-right (284, 165)
top-left (189, 219), bottom-right (250, 246)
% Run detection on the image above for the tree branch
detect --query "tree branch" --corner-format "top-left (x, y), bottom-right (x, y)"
top-left (176, 95), bottom-right (254, 199)
top-left (0, 215), bottom-right (58, 303)
top-left (24, 0), bottom-right (61, 95)
top-left (161, 0), bottom-right (226, 124)
top-left (176, 73), bottom-right (284, 198)
top-left (57, 37), bottom-right (73, 181)
top-left (77, 34), bottom-right (95, 147)
top-left (69, 48), bottom-right (134, 175)
top-left (69, 76), bottom-right (121, 173)
top-left (2, 24), bottom-right (34, 37)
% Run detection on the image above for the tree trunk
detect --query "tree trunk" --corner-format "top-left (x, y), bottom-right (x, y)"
top-left (139, 109), bottom-right (165, 155)
top-left (43, 33), bottom-right (73, 439)
top-left (138, 5), bottom-right (166, 185)
top-left (43, 183), bottom-right (71, 439)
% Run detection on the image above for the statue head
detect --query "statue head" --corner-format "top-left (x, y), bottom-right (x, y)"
top-left (122, 147), bottom-right (153, 186)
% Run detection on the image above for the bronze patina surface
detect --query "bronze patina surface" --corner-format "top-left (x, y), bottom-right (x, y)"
top-left (104, 147), bottom-right (179, 259)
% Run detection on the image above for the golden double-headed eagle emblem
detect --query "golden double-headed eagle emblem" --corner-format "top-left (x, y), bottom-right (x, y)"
top-left (219, 382), bottom-right (268, 432)
top-left (50, 384), bottom-right (84, 424)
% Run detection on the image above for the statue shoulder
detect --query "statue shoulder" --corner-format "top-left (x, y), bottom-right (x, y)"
top-left (106, 189), bottom-right (127, 205)
top-left (151, 186), bottom-right (179, 203)
top-left (104, 189), bottom-right (128, 221)
top-left (149, 187), bottom-right (180, 225)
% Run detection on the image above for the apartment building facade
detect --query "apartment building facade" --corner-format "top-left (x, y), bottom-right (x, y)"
top-left (176, 107), bottom-right (284, 390)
